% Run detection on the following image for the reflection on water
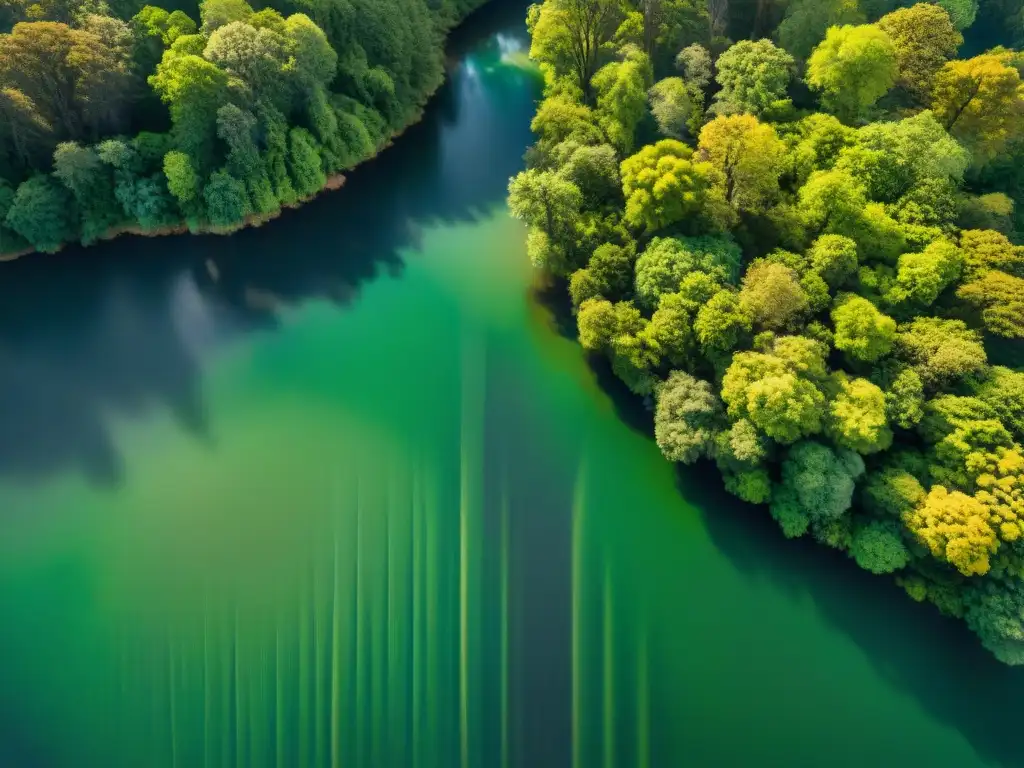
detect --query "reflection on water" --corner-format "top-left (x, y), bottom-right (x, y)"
top-left (1, 2), bottom-right (1024, 767)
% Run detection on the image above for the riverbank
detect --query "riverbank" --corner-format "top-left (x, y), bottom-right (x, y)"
top-left (0, 0), bottom-right (491, 264)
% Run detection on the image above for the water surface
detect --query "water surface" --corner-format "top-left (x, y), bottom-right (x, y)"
top-left (0, 4), bottom-right (1022, 766)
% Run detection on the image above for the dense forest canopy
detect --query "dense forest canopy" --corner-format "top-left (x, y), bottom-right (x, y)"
top-left (0, 0), bottom-right (488, 253)
top-left (510, 0), bottom-right (1024, 663)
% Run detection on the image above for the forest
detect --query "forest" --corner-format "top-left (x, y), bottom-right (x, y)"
top-left (0, 0), bottom-right (487, 255)
top-left (510, 0), bottom-right (1024, 663)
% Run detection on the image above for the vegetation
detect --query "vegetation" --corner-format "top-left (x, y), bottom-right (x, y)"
top-left (0, 0), bottom-right (488, 255)
top-left (512, 0), bottom-right (1024, 664)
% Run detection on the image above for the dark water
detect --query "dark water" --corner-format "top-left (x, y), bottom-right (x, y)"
top-left (0, 4), bottom-right (1022, 766)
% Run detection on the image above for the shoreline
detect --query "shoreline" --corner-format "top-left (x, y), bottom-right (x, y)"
top-left (0, 10), bottom-right (475, 264)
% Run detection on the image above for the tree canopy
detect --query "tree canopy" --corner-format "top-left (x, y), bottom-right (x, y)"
top-left (512, 0), bottom-right (1024, 665)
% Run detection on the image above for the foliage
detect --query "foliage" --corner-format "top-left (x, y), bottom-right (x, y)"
top-left (876, 3), bottom-right (962, 102)
top-left (711, 39), bottom-right (794, 118)
top-left (0, 0), bottom-right (486, 254)
top-left (806, 24), bottom-right (899, 121)
top-left (654, 371), bottom-right (724, 463)
top-left (931, 54), bottom-right (1024, 164)
top-left (619, 139), bottom-right (727, 233)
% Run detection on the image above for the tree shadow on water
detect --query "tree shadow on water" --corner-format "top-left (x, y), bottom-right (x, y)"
top-left (672, 460), bottom-right (1024, 768)
top-left (0, 3), bottom-right (540, 490)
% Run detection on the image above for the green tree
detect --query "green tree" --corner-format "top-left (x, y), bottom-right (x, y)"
top-left (966, 581), bottom-right (1024, 665)
top-left (850, 520), bottom-right (909, 574)
top-left (806, 24), bottom-right (898, 121)
top-left (527, 0), bottom-right (622, 101)
top-left (885, 239), bottom-right (963, 307)
top-left (710, 39), bottom-right (794, 117)
top-left (959, 229), bottom-right (1024, 280)
top-left (199, 0), bottom-right (253, 35)
top-left (739, 259), bottom-right (808, 331)
top-left (937, 0), bottom-right (978, 29)
top-left (556, 143), bottom-right (621, 208)
top-left (975, 367), bottom-right (1024, 442)
top-left (932, 53), bottom-right (1024, 164)
top-left (957, 271), bottom-right (1024, 338)
top-left (654, 370), bottom-right (724, 463)
top-left (697, 114), bottom-right (786, 213)
top-left (831, 294), bottom-right (897, 362)
top-left (52, 141), bottom-right (119, 243)
top-left (203, 168), bottom-right (249, 227)
top-left (620, 139), bottom-right (728, 233)
top-left (694, 288), bottom-right (752, 353)
top-left (592, 47), bottom-right (652, 154)
top-left (163, 150), bottom-right (201, 216)
top-left (4, 173), bottom-right (76, 252)
top-left (876, 3), bottom-right (962, 102)
top-left (648, 77), bottom-right (694, 139)
top-left (770, 440), bottom-right (864, 537)
top-left (776, 0), bottom-right (864, 61)
top-left (808, 233), bottom-right (858, 289)
top-left (895, 316), bottom-right (987, 389)
top-left (634, 235), bottom-right (741, 308)
top-left (826, 374), bottom-right (893, 454)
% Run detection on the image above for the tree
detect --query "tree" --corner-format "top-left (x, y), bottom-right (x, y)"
top-left (776, 0), bottom-right (864, 61)
top-left (648, 77), bottom-right (694, 139)
top-left (966, 581), bottom-right (1024, 665)
top-left (199, 0), bottom-right (253, 34)
top-left (675, 43), bottom-right (712, 89)
top-left (556, 143), bottom-right (621, 208)
top-left (654, 370), bottom-right (724, 463)
top-left (957, 271), bottom-right (1024, 338)
top-left (697, 114), bottom-right (786, 213)
top-left (694, 289), bottom-right (752, 353)
top-left (163, 150), bottom-right (201, 213)
top-left (149, 51), bottom-right (230, 169)
top-left (4, 174), bottom-right (75, 252)
top-left (577, 298), bottom-right (644, 351)
top-left (620, 139), bottom-right (727, 233)
top-left (52, 140), bottom-right (119, 242)
top-left (770, 440), bottom-right (864, 537)
top-left (739, 260), bottom-right (808, 330)
top-left (529, 95), bottom-right (604, 154)
top-left (710, 39), bottom-right (794, 117)
top-left (798, 169), bottom-right (867, 235)
top-left (0, 21), bottom-right (132, 143)
top-left (959, 229), bottom-right (1024, 279)
top-left (806, 24), bottom-right (898, 121)
top-left (646, 292), bottom-right (694, 366)
top-left (508, 169), bottom-right (583, 273)
top-left (937, 0), bottom-right (978, 29)
top-left (808, 233), bottom-right (858, 289)
top-left (895, 316), bottom-right (987, 389)
top-left (202, 21), bottom-right (289, 107)
top-left (885, 239), bottom-right (963, 307)
top-left (932, 54), bottom-right (1024, 164)
top-left (881, 366), bottom-right (925, 429)
top-left (203, 169), bottom-right (249, 227)
top-left (906, 485), bottom-right (997, 576)
top-left (527, 0), bottom-right (622, 101)
top-left (976, 367), bottom-right (1024, 442)
top-left (826, 374), bottom-right (893, 454)
top-left (831, 295), bottom-right (896, 362)
top-left (850, 520), bottom-right (909, 574)
top-left (838, 111), bottom-right (970, 202)
top-left (722, 349), bottom-right (827, 443)
top-left (634, 235), bottom-right (740, 308)
top-left (592, 48), bottom-right (652, 154)
top-left (876, 3), bottom-right (962, 102)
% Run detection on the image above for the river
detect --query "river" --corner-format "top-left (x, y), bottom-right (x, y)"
top-left (0, 3), bottom-right (1022, 767)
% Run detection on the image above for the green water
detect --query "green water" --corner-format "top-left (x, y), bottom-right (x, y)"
top-left (0, 4), bottom-right (1022, 766)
